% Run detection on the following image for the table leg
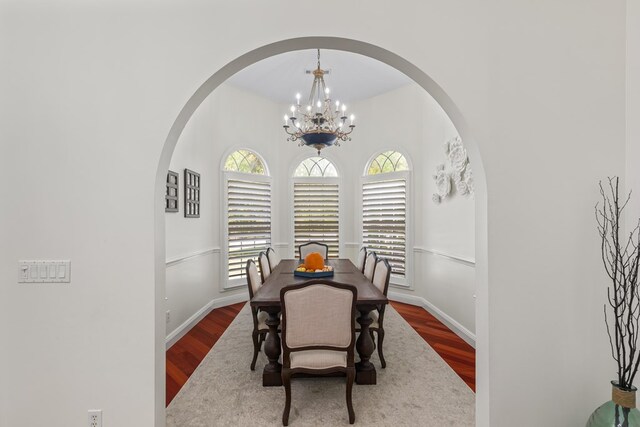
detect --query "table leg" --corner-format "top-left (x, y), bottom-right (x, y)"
top-left (262, 307), bottom-right (282, 386)
top-left (355, 304), bottom-right (377, 385)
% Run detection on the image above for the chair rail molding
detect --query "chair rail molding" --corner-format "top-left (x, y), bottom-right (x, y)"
top-left (413, 246), bottom-right (475, 267)
top-left (388, 291), bottom-right (476, 347)
top-left (166, 247), bottom-right (221, 267)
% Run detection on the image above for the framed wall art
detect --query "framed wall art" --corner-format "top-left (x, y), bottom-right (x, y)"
top-left (165, 170), bottom-right (179, 212)
top-left (184, 168), bottom-right (200, 218)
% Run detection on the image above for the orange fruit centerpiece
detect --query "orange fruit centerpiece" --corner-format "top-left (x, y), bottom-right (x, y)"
top-left (304, 252), bottom-right (325, 271)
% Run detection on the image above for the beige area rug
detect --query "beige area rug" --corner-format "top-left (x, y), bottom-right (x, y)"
top-left (167, 304), bottom-right (475, 426)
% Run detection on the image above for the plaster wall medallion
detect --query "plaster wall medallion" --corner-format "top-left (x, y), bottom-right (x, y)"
top-left (463, 168), bottom-right (474, 195)
top-left (435, 169), bottom-right (451, 197)
top-left (432, 135), bottom-right (474, 203)
top-left (448, 137), bottom-right (468, 173)
top-left (456, 180), bottom-right (469, 195)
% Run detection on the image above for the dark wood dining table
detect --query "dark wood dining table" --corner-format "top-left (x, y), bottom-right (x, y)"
top-left (250, 258), bottom-right (388, 387)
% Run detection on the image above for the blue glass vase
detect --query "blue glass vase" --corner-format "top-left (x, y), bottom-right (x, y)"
top-left (586, 382), bottom-right (640, 427)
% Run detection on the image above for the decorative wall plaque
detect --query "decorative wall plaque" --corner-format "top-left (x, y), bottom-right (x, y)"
top-left (165, 170), bottom-right (179, 212)
top-left (184, 169), bottom-right (200, 218)
top-left (432, 136), bottom-right (474, 204)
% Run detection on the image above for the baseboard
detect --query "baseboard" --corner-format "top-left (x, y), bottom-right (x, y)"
top-left (388, 291), bottom-right (476, 348)
top-left (166, 292), bottom-right (249, 349)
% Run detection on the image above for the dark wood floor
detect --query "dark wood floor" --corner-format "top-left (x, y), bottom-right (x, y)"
top-left (390, 300), bottom-right (475, 391)
top-left (166, 302), bottom-right (245, 405)
top-left (166, 300), bottom-right (475, 406)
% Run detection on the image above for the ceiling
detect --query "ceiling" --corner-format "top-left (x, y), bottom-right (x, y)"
top-left (226, 49), bottom-right (413, 105)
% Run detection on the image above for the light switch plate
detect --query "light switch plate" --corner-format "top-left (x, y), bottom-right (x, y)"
top-left (18, 260), bottom-right (71, 283)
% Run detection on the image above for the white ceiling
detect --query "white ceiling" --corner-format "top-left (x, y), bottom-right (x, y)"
top-left (226, 49), bottom-right (413, 105)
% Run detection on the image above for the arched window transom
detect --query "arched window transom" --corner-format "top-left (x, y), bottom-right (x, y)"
top-left (294, 157), bottom-right (338, 177)
top-left (366, 151), bottom-right (409, 175)
top-left (224, 149), bottom-right (266, 174)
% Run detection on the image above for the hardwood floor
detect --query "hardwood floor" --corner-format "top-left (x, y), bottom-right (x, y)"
top-left (166, 300), bottom-right (475, 406)
top-left (166, 302), bottom-right (244, 406)
top-left (390, 300), bottom-right (475, 391)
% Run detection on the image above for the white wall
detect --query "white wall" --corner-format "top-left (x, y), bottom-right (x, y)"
top-left (344, 84), bottom-right (477, 342)
top-left (628, 0), bottom-right (640, 215)
top-left (0, 1), bottom-right (627, 426)
top-left (164, 83), bottom-right (282, 343)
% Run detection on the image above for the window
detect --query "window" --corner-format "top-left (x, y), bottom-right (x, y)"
top-left (223, 150), bottom-right (271, 288)
top-left (363, 151), bottom-right (410, 284)
top-left (293, 157), bottom-right (340, 258)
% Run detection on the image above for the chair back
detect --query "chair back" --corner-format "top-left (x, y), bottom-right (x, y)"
top-left (299, 241), bottom-right (329, 261)
top-left (245, 259), bottom-right (262, 298)
top-left (258, 251), bottom-right (271, 283)
top-left (363, 251), bottom-right (377, 281)
top-left (266, 247), bottom-right (280, 270)
top-left (372, 258), bottom-right (392, 296)
top-left (280, 281), bottom-right (356, 352)
top-left (356, 247), bottom-right (367, 272)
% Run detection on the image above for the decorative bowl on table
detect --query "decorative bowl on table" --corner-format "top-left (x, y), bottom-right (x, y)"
top-left (293, 252), bottom-right (334, 278)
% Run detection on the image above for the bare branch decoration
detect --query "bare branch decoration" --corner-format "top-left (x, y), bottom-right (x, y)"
top-left (597, 177), bottom-right (640, 389)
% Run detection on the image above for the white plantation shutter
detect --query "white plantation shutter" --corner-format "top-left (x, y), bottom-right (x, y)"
top-left (362, 177), bottom-right (407, 277)
top-left (293, 180), bottom-right (340, 258)
top-left (226, 177), bottom-right (271, 282)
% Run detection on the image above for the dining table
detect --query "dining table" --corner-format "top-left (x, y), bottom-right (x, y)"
top-left (250, 258), bottom-right (389, 387)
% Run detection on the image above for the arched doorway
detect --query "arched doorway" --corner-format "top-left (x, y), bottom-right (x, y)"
top-left (154, 36), bottom-right (488, 425)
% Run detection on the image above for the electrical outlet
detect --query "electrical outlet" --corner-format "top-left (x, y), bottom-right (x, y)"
top-left (166, 310), bottom-right (170, 324)
top-left (88, 410), bottom-right (102, 427)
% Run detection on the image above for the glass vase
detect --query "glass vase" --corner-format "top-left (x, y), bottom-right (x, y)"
top-left (586, 382), bottom-right (640, 427)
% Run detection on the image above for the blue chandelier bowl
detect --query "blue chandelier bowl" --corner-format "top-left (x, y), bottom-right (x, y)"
top-left (301, 132), bottom-right (337, 149)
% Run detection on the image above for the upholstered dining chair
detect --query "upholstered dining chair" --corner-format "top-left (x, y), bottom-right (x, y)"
top-left (298, 241), bottom-right (329, 261)
top-left (362, 258), bottom-right (392, 368)
top-left (258, 251), bottom-right (271, 283)
top-left (355, 246), bottom-right (367, 272)
top-left (280, 280), bottom-right (357, 426)
top-left (246, 259), bottom-right (270, 371)
top-left (363, 251), bottom-right (377, 281)
top-left (266, 247), bottom-right (280, 270)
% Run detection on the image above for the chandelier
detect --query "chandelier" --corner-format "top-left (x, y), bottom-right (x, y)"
top-left (283, 49), bottom-right (355, 155)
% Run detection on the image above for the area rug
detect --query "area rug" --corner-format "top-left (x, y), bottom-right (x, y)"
top-left (166, 304), bottom-right (475, 426)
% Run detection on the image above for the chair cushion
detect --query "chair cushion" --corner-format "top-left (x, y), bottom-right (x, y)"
top-left (355, 310), bottom-right (380, 330)
top-left (289, 350), bottom-right (347, 369)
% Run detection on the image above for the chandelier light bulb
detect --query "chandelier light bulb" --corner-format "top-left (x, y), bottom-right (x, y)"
top-left (350, 114), bottom-right (355, 124)
top-left (296, 93), bottom-right (301, 103)
top-left (306, 105), bottom-right (312, 111)
top-left (284, 114), bottom-right (289, 124)
top-left (325, 88), bottom-right (330, 95)
top-left (341, 104), bottom-right (346, 114)
top-left (316, 100), bottom-right (321, 108)
top-left (290, 105), bottom-right (296, 113)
